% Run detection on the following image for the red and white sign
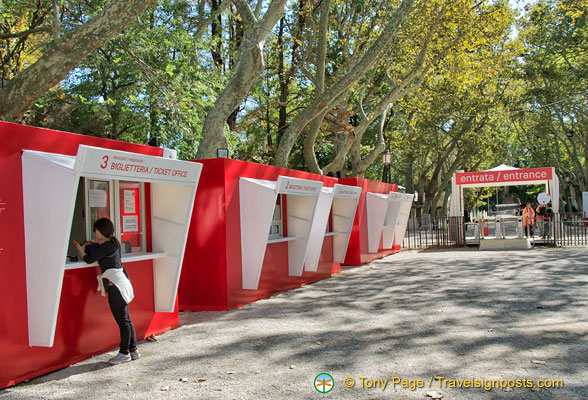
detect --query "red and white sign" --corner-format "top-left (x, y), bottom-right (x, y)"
top-left (388, 192), bottom-right (405, 202)
top-left (277, 176), bottom-right (322, 195)
top-left (333, 184), bottom-right (361, 199)
top-left (455, 167), bottom-right (552, 185)
top-left (77, 145), bottom-right (200, 184)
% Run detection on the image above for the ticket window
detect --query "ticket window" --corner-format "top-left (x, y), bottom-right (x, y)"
top-left (118, 181), bottom-right (144, 254)
top-left (268, 195), bottom-right (284, 240)
top-left (67, 178), bottom-right (146, 260)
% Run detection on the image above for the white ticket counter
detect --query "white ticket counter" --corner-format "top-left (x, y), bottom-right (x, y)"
top-left (239, 176), bottom-right (323, 290)
top-left (22, 145), bottom-right (202, 347)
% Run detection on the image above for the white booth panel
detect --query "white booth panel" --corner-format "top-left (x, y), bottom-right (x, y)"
top-left (22, 151), bottom-right (79, 347)
top-left (304, 188), bottom-right (334, 272)
top-left (239, 176), bottom-right (322, 289)
top-left (366, 192), bottom-right (389, 253)
top-left (393, 194), bottom-right (414, 247)
top-left (22, 146), bottom-right (201, 346)
top-left (151, 182), bottom-right (200, 312)
top-left (287, 194), bottom-right (321, 276)
top-left (382, 192), bottom-right (404, 249)
top-left (239, 178), bottom-right (279, 290)
top-left (332, 196), bottom-right (361, 262)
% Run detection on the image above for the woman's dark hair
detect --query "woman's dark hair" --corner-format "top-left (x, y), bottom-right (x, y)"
top-left (94, 218), bottom-right (120, 248)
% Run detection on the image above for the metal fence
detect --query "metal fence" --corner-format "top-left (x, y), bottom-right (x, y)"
top-left (402, 213), bottom-right (588, 249)
top-left (403, 216), bottom-right (466, 249)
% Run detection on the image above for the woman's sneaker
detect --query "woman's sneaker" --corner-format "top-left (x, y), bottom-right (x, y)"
top-left (130, 349), bottom-right (140, 360)
top-left (108, 352), bottom-right (131, 365)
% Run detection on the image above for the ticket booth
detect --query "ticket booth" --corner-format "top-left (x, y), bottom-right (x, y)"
top-left (178, 159), bottom-right (345, 311)
top-left (0, 122), bottom-right (201, 389)
top-left (366, 191), bottom-right (415, 253)
top-left (304, 184), bottom-right (362, 272)
top-left (338, 178), bottom-right (409, 265)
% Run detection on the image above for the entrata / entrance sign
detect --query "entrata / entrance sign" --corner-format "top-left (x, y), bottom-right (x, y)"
top-left (455, 167), bottom-right (552, 185)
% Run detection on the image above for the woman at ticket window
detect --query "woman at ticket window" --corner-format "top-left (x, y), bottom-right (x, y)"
top-left (522, 203), bottom-right (535, 237)
top-left (74, 218), bottom-right (139, 365)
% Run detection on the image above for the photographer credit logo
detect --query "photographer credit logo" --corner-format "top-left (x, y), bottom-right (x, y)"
top-left (314, 373), bottom-right (334, 393)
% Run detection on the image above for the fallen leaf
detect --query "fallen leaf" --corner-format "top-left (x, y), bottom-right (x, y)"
top-left (125, 382), bottom-right (131, 387)
top-left (227, 370), bottom-right (236, 374)
top-left (179, 377), bottom-right (188, 382)
top-left (531, 359), bottom-right (547, 365)
top-left (536, 305), bottom-right (544, 309)
top-left (426, 391), bottom-right (443, 399)
top-left (503, 386), bottom-right (514, 392)
top-left (315, 340), bottom-right (324, 345)
top-left (161, 386), bottom-right (170, 391)
top-left (488, 328), bottom-right (494, 332)
top-left (195, 378), bottom-right (207, 382)
top-left (146, 335), bottom-right (157, 342)
top-left (255, 370), bottom-right (261, 374)
top-left (289, 365), bottom-right (296, 369)
top-left (434, 275), bottom-right (441, 278)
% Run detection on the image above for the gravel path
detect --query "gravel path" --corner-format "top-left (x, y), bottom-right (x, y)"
top-left (2, 247), bottom-right (588, 399)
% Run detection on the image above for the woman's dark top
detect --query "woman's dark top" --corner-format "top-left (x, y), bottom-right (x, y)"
top-left (83, 240), bottom-right (122, 273)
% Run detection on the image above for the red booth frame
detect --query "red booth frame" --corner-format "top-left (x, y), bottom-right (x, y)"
top-left (0, 122), bottom-right (196, 389)
top-left (178, 158), bottom-right (346, 311)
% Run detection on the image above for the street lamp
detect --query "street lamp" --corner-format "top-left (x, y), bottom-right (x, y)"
top-left (382, 148), bottom-right (391, 183)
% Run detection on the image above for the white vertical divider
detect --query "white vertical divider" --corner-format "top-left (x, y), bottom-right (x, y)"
top-left (331, 185), bottom-right (362, 262)
top-left (22, 151), bottom-right (79, 347)
top-left (286, 194), bottom-right (320, 276)
top-left (366, 192), bottom-right (390, 253)
top-left (239, 178), bottom-right (278, 290)
top-left (304, 188), bottom-right (334, 272)
top-left (381, 192), bottom-right (404, 249)
top-left (393, 193), bottom-right (415, 247)
top-left (151, 180), bottom-right (201, 312)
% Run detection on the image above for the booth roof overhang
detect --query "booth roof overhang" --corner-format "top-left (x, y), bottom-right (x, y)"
top-left (22, 145), bottom-right (202, 347)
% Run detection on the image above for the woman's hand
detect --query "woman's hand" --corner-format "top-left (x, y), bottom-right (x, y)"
top-left (73, 239), bottom-right (86, 258)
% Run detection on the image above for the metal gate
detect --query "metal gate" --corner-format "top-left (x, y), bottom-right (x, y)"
top-left (402, 213), bottom-right (588, 249)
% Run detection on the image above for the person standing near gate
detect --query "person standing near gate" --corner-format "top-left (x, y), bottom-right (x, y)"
top-left (522, 202), bottom-right (535, 237)
top-left (544, 204), bottom-right (553, 239)
top-left (536, 203), bottom-right (547, 237)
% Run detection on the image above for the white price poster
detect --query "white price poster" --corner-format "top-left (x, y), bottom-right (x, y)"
top-left (123, 215), bottom-right (139, 232)
top-left (124, 190), bottom-right (136, 214)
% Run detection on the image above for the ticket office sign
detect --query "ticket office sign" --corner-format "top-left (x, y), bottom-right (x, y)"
top-left (77, 145), bottom-right (200, 184)
top-left (276, 176), bottom-right (322, 196)
top-left (333, 184), bottom-right (362, 199)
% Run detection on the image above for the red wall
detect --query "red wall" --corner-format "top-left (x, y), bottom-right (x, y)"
top-left (178, 159), bottom-right (339, 311)
top-left (339, 177), bottom-right (399, 265)
top-left (0, 121), bottom-right (179, 389)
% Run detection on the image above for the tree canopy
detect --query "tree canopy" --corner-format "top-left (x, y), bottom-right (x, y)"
top-left (1, 0), bottom-right (586, 213)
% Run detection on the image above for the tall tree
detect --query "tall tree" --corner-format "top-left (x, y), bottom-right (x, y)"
top-left (0, 0), bottom-right (157, 122)
top-left (194, 0), bottom-right (288, 159)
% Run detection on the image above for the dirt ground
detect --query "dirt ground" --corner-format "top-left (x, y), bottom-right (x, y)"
top-left (2, 247), bottom-right (588, 399)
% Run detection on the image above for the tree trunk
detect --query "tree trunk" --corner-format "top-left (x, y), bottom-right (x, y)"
top-left (195, 0), bottom-right (288, 159)
top-left (274, 0), bottom-right (416, 167)
top-left (0, 0), bottom-right (157, 122)
top-left (302, 0), bottom-right (331, 174)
